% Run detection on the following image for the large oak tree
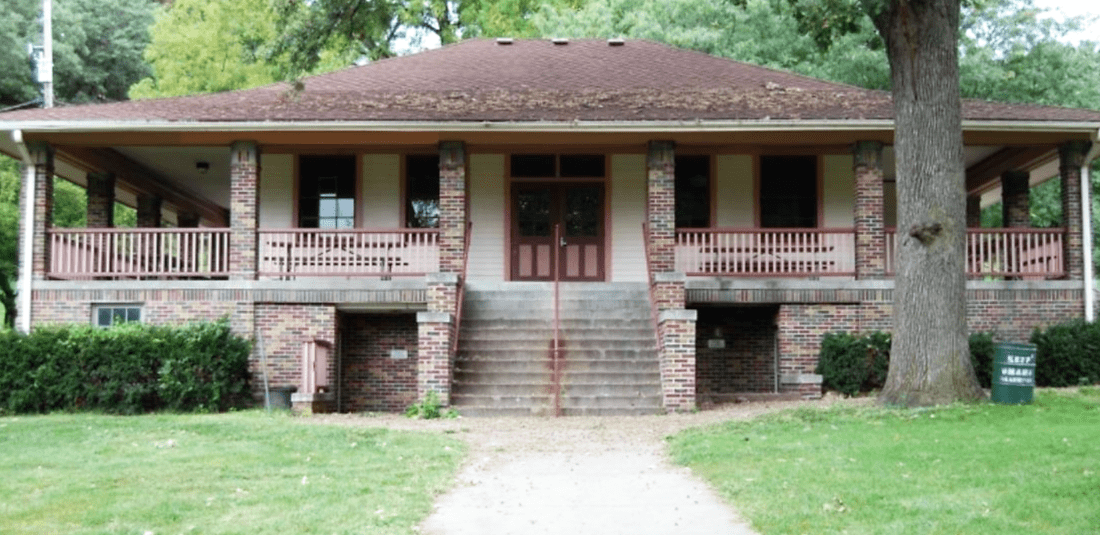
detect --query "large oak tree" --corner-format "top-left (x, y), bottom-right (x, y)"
top-left (865, 0), bottom-right (984, 405)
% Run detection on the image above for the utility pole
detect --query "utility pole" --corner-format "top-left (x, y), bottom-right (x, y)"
top-left (40, 0), bottom-right (54, 108)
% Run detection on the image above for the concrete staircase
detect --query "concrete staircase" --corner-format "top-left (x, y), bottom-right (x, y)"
top-left (451, 282), bottom-right (663, 416)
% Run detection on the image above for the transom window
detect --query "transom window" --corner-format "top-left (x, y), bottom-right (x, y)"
top-left (299, 156), bottom-right (356, 229)
top-left (675, 155), bottom-right (710, 228)
top-left (94, 305), bottom-right (141, 328)
top-left (511, 154), bottom-right (605, 178)
top-left (760, 156), bottom-right (817, 228)
top-left (406, 155), bottom-right (440, 228)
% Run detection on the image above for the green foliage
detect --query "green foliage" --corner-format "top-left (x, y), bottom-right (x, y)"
top-left (52, 177), bottom-right (85, 228)
top-left (0, 159), bottom-right (19, 327)
top-left (815, 331), bottom-right (890, 395)
top-left (1030, 319), bottom-right (1100, 387)
top-left (818, 331), bottom-right (996, 394)
top-left (0, 0), bottom-right (156, 106)
top-left (0, 319), bottom-right (251, 414)
top-left (969, 331), bottom-right (996, 388)
top-left (405, 390), bottom-right (457, 419)
top-left (129, 0), bottom-right (289, 98)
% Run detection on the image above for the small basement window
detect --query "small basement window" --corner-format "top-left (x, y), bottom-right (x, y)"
top-left (94, 305), bottom-right (142, 328)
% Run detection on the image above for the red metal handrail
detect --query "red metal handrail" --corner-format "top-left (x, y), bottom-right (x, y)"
top-left (886, 227), bottom-right (1065, 279)
top-left (551, 223), bottom-right (563, 417)
top-left (451, 221), bottom-right (473, 359)
top-left (48, 227), bottom-right (230, 279)
top-left (257, 228), bottom-right (439, 278)
top-left (642, 222), bottom-right (664, 357)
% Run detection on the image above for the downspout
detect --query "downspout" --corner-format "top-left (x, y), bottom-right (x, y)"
top-left (1083, 132), bottom-right (1100, 322)
top-left (12, 130), bottom-right (34, 333)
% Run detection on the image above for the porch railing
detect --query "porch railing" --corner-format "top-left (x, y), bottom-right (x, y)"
top-left (885, 227), bottom-right (1065, 279)
top-left (675, 228), bottom-right (856, 277)
top-left (258, 228), bottom-right (439, 278)
top-left (48, 228), bottom-right (230, 279)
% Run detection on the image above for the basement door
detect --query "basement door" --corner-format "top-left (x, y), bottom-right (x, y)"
top-left (511, 183), bottom-right (605, 281)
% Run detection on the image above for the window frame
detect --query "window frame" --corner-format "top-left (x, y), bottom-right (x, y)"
top-left (297, 155), bottom-right (359, 229)
top-left (93, 304), bottom-right (142, 328)
top-left (404, 154), bottom-right (441, 229)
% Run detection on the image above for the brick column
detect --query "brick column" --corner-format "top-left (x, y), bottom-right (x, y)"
top-left (136, 194), bottom-right (162, 228)
top-left (416, 273), bottom-right (458, 404)
top-left (177, 212), bottom-right (200, 228)
top-left (658, 309), bottom-right (696, 412)
top-left (647, 141), bottom-right (676, 273)
top-left (966, 195), bottom-right (982, 228)
top-left (23, 143), bottom-right (54, 281)
top-left (229, 141), bottom-right (259, 280)
top-left (438, 141), bottom-right (467, 273)
top-left (853, 141), bottom-right (886, 279)
top-left (85, 172), bottom-right (115, 228)
top-left (1001, 170), bottom-right (1030, 228)
top-left (653, 272), bottom-right (694, 411)
top-left (1059, 141), bottom-right (1092, 280)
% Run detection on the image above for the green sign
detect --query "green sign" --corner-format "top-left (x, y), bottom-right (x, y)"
top-left (992, 343), bottom-right (1036, 404)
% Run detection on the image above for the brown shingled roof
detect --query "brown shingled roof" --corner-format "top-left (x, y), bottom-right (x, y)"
top-left (2, 38), bottom-right (1099, 124)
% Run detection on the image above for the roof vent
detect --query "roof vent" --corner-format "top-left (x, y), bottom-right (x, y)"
top-left (607, 38), bottom-right (625, 46)
top-left (551, 38), bottom-right (569, 45)
top-left (496, 37), bottom-right (514, 45)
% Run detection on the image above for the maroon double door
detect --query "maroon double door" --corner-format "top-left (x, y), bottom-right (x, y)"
top-left (511, 183), bottom-right (605, 281)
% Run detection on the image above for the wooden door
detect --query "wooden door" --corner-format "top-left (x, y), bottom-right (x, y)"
top-left (511, 184), bottom-right (604, 281)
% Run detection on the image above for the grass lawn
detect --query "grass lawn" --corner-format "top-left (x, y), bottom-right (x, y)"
top-left (669, 388), bottom-right (1100, 535)
top-left (0, 411), bottom-right (465, 535)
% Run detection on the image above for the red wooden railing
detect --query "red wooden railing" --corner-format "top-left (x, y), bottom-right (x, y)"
top-left (675, 228), bottom-right (856, 276)
top-left (551, 223), bottom-right (564, 417)
top-left (49, 228), bottom-right (230, 279)
top-left (257, 228), bottom-right (439, 278)
top-left (886, 227), bottom-right (1065, 279)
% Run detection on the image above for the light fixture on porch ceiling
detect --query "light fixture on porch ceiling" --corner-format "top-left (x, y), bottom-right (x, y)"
top-left (195, 161), bottom-right (210, 174)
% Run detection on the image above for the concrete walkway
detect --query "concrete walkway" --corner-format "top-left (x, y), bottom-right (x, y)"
top-left (412, 406), bottom-right (792, 535)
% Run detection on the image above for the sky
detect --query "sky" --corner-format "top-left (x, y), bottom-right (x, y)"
top-left (1032, 0), bottom-right (1099, 43)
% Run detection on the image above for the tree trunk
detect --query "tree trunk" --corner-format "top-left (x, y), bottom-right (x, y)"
top-left (870, 0), bottom-right (984, 406)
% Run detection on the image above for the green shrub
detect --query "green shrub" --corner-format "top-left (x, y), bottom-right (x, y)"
top-left (968, 332), bottom-right (996, 388)
top-left (817, 331), bottom-right (998, 395)
top-left (1031, 320), bottom-right (1100, 387)
top-left (0, 319), bottom-right (251, 415)
top-left (816, 332), bottom-right (882, 396)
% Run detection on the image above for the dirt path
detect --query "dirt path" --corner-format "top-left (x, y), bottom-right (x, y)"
top-left (311, 398), bottom-right (858, 535)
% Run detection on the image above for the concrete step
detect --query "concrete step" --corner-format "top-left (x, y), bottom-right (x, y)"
top-left (559, 394), bottom-right (663, 409)
top-left (450, 393), bottom-right (555, 408)
top-left (451, 406), bottom-right (559, 417)
top-left (454, 360), bottom-right (552, 374)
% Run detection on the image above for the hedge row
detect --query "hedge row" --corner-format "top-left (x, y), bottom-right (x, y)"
top-left (816, 331), bottom-right (997, 396)
top-left (817, 320), bottom-right (1100, 395)
top-left (0, 319), bottom-right (251, 414)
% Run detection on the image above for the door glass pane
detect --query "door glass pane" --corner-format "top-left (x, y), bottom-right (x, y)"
top-left (517, 190), bottom-right (551, 237)
top-left (564, 187), bottom-right (600, 237)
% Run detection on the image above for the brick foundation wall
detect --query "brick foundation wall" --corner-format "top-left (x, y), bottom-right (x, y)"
top-left (254, 304), bottom-right (336, 392)
top-left (341, 313), bottom-right (419, 413)
top-left (695, 307), bottom-right (778, 395)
